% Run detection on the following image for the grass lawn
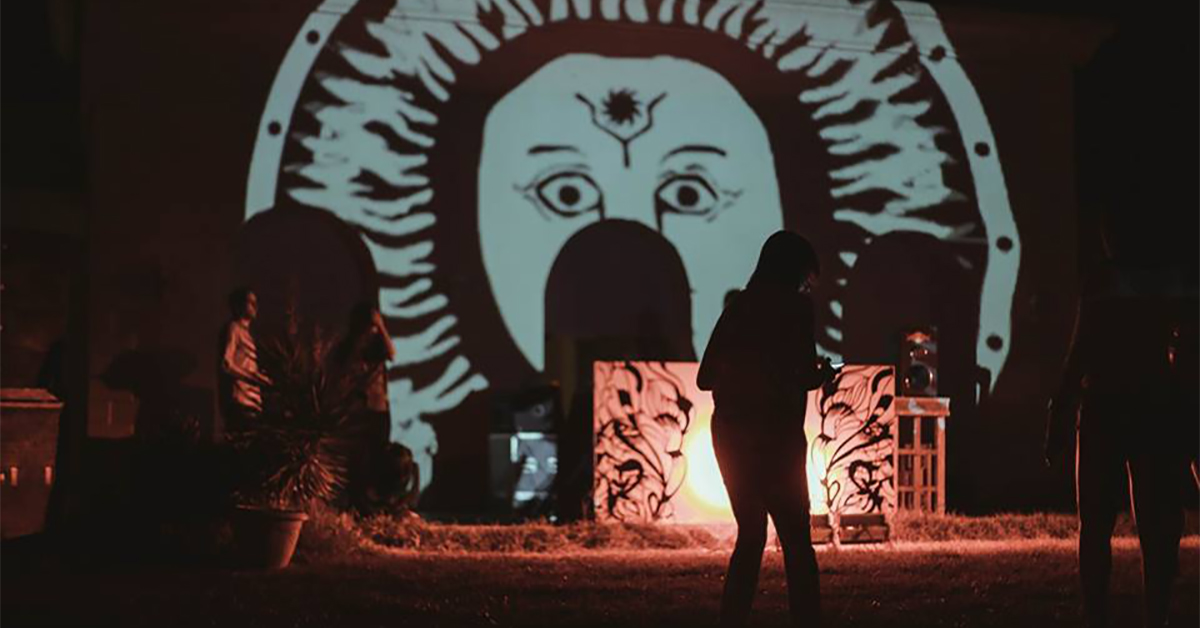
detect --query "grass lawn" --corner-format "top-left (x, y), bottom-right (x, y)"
top-left (4, 536), bottom-right (1197, 628)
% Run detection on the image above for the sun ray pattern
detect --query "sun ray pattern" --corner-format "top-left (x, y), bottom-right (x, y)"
top-left (248, 0), bottom-right (1014, 497)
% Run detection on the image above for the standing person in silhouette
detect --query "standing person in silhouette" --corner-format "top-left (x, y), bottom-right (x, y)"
top-left (698, 231), bottom-right (837, 628)
top-left (218, 288), bottom-right (272, 433)
top-left (1046, 215), bottom-right (1196, 628)
top-left (333, 302), bottom-right (396, 511)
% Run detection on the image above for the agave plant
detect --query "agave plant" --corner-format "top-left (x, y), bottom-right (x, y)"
top-left (230, 311), bottom-right (365, 512)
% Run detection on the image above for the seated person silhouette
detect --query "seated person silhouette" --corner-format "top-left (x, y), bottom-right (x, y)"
top-left (698, 230), bottom-right (836, 628)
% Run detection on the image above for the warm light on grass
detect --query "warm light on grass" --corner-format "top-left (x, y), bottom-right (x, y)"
top-left (351, 512), bottom-right (1200, 554)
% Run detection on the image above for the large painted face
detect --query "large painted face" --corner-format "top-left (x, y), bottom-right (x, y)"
top-left (478, 54), bottom-right (784, 370)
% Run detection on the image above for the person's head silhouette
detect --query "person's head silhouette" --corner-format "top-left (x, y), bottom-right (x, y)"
top-left (228, 287), bottom-right (257, 321)
top-left (747, 230), bottom-right (820, 293)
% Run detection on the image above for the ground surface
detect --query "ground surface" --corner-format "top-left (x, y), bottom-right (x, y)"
top-left (4, 538), bottom-right (1197, 628)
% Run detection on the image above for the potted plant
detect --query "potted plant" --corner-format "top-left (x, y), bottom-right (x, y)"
top-left (227, 319), bottom-right (357, 569)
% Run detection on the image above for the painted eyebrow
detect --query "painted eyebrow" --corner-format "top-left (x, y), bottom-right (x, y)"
top-left (528, 144), bottom-right (582, 155)
top-left (661, 145), bottom-right (727, 161)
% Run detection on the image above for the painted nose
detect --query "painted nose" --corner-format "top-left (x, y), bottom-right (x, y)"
top-left (545, 219), bottom-right (694, 361)
top-left (599, 183), bottom-right (660, 231)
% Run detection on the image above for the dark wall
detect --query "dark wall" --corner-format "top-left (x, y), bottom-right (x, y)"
top-left (2, 1), bottom-right (86, 390)
top-left (79, 2), bottom-right (312, 439)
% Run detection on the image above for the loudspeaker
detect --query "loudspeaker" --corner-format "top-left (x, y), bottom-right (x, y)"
top-left (899, 328), bottom-right (938, 397)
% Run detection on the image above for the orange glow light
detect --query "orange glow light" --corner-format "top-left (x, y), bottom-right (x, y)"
top-left (595, 362), bottom-right (895, 525)
top-left (675, 406), bottom-right (833, 522)
top-left (807, 446), bottom-right (829, 516)
top-left (677, 408), bottom-right (733, 522)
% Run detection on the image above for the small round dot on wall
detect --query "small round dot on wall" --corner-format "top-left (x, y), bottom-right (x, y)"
top-left (974, 142), bottom-right (991, 157)
top-left (986, 334), bottom-right (1004, 351)
top-left (929, 46), bottom-right (946, 62)
top-left (306, 30), bottom-right (321, 45)
top-left (997, 236), bottom-right (1013, 252)
top-left (267, 121), bottom-right (283, 136)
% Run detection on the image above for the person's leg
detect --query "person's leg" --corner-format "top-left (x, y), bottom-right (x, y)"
top-left (713, 415), bottom-right (769, 628)
top-left (1076, 418), bottom-right (1125, 628)
top-left (355, 410), bottom-right (392, 512)
top-left (1127, 445), bottom-right (1185, 628)
top-left (765, 436), bottom-right (820, 628)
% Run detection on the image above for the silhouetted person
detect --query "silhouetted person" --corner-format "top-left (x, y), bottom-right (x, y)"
top-left (698, 231), bottom-right (837, 628)
top-left (218, 288), bottom-right (272, 433)
top-left (333, 302), bottom-right (395, 511)
top-left (1046, 219), bottom-right (1196, 628)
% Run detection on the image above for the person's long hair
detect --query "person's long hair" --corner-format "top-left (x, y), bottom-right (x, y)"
top-left (746, 230), bottom-right (820, 292)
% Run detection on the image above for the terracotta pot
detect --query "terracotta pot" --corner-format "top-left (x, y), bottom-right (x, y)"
top-left (231, 505), bottom-right (308, 569)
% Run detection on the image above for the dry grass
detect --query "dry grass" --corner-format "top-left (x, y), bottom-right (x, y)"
top-left (304, 510), bottom-right (1200, 557)
top-left (290, 506), bottom-right (375, 565)
top-left (7, 537), bottom-right (1197, 628)
top-left (7, 511), bottom-right (1198, 627)
top-left (356, 515), bottom-right (725, 554)
top-left (890, 511), bottom-right (1081, 542)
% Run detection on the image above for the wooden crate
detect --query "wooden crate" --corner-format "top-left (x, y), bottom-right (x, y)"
top-left (894, 396), bottom-right (949, 514)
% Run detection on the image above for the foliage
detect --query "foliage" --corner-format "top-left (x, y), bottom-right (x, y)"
top-left (292, 503), bottom-right (374, 564)
top-left (355, 442), bottom-right (422, 516)
top-left (228, 310), bottom-right (364, 512)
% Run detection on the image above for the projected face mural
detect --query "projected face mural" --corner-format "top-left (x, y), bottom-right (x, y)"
top-left (247, 0), bottom-right (1019, 499)
top-left (480, 55), bottom-right (781, 369)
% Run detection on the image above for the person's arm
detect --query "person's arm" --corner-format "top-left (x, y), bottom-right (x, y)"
top-left (792, 295), bottom-right (826, 391)
top-left (1046, 302), bottom-right (1085, 467)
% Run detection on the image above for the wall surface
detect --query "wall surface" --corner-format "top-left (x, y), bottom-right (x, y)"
top-left (77, 0), bottom-right (1176, 514)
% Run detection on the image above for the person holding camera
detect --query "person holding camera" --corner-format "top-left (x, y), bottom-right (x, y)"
top-left (698, 230), bottom-right (839, 628)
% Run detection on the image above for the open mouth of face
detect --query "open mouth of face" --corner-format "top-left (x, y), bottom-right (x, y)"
top-left (545, 219), bottom-right (695, 363)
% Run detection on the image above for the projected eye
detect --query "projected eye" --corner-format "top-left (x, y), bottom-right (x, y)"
top-left (535, 173), bottom-right (603, 217)
top-left (656, 175), bottom-right (719, 216)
